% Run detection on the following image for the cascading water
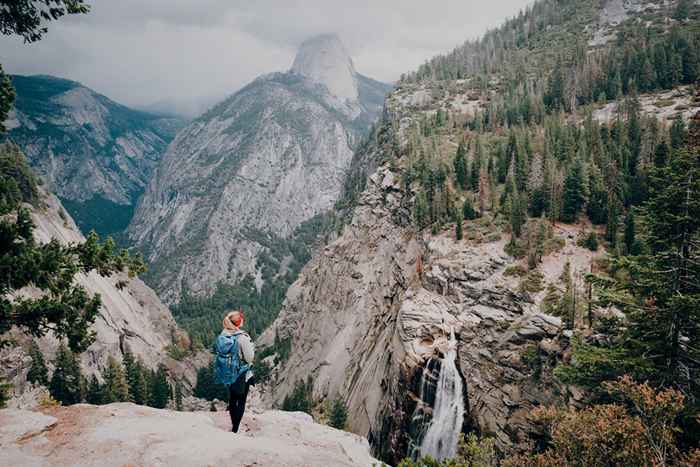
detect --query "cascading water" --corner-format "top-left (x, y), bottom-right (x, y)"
top-left (419, 328), bottom-right (464, 461)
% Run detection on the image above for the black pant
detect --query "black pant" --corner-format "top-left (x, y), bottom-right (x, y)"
top-left (228, 379), bottom-right (249, 433)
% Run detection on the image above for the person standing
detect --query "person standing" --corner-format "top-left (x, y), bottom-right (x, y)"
top-left (214, 310), bottom-right (254, 433)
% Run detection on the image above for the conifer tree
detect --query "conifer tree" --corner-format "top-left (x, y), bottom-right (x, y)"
top-left (123, 351), bottom-right (147, 405)
top-left (453, 142), bottom-right (468, 190)
top-left (455, 210), bottom-right (463, 241)
top-left (561, 161), bottom-right (585, 223)
top-left (470, 139), bottom-right (482, 192)
top-left (329, 396), bottom-right (348, 429)
top-left (175, 381), bottom-right (183, 411)
top-left (26, 340), bottom-right (48, 386)
top-left (86, 374), bottom-right (102, 405)
top-left (102, 355), bottom-right (129, 403)
top-left (149, 364), bottom-right (170, 409)
top-left (49, 342), bottom-right (83, 405)
top-left (462, 198), bottom-right (477, 221)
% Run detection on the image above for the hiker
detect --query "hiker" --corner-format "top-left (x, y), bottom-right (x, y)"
top-left (214, 310), bottom-right (255, 433)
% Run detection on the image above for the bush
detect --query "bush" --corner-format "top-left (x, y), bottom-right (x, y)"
top-left (579, 231), bottom-right (598, 251)
top-left (503, 377), bottom-right (690, 467)
top-left (398, 433), bottom-right (497, 467)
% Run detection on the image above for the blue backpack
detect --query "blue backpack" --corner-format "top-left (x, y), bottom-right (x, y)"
top-left (214, 332), bottom-right (250, 387)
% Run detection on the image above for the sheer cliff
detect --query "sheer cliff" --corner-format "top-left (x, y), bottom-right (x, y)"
top-left (127, 34), bottom-right (391, 305)
top-left (4, 75), bottom-right (185, 238)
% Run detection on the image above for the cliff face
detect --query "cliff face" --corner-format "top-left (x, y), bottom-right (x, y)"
top-left (5, 75), bottom-right (185, 237)
top-left (260, 85), bottom-right (603, 463)
top-left (128, 34), bottom-right (391, 304)
top-left (0, 189), bottom-right (203, 397)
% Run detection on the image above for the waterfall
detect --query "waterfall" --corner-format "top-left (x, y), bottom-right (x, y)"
top-left (419, 328), bottom-right (464, 461)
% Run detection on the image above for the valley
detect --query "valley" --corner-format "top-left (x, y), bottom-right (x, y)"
top-left (1, 0), bottom-right (700, 466)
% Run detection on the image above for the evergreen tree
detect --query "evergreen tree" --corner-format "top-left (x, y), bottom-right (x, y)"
top-left (654, 141), bottom-right (670, 168)
top-left (453, 142), bottom-right (468, 190)
top-left (86, 374), bottom-right (102, 405)
top-left (149, 364), bottom-right (170, 409)
top-left (123, 352), bottom-right (147, 405)
top-left (675, 0), bottom-right (692, 20)
top-left (102, 355), bottom-right (129, 403)
top-left (470, 139), bottom-right (482, 192)
top-left (561, 161), bottom-right (585, 223)
top-left (328, 396), bottom-right (348, 429)
top-left (671, 118), bottom-right (687, 150)
top-left (26, 340), bottom-right (48, 386)
top-left (282, 377), bottom-right (314, 414)
top-left (49, 342), bottom-right (83, 405)
top-left (455, 210), bottom-right (463, 241)
top-left (175, 381), bottom-right (183, 411)
top-left (462, 197), bottom-right (477, 221)
top-left (623, 212), bottom-right (638, 255)
top-left (414, 192), bottom-right (430, 228)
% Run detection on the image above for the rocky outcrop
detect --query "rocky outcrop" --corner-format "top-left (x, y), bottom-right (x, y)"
top-left (261, 152), bottom-right (588, 463)
top-left (5, 75), bottom-right (185, 236)
top-left (128, 34), bottom-right (391, 303)
top-left (0, 189), bottom-right (204, 398)
top-left (0, 402), bottom-right (380, 467)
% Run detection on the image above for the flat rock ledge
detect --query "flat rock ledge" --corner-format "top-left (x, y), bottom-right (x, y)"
top-left (0, 403), bottom-right (381, 467)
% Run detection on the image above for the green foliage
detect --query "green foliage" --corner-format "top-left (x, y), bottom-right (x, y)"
top-left (0, 64), bottom-right (14, 134)
top-left (399, 433), bottom-right (497, 467)
top-left (0, 378), bottom-right (10, 408)
top-left (86, 374), bottom-right (102, 405)
top-left (281, 377), bottom-right (314, 414)
top-left (581, 231), bottom-right (599, 251)
top-left (174, 381), bottom-right (183, 411)
top-left (193, 358), bottom-right (228, 402)
top-left (328, 396), bottom-right (348, 429)
top-left (0, 145), bottom-right (145, 353)
top-left (49, 342), bottom-right (83, 405)
top-left (0, 0), bottom-right (90, 43)
top-left (148, 364), bottom-right (170, 409)
top-left (26, 340), bottom-right (48, 386)
top-left (462, 198), bottom-right (477, 221)
top-left (123, 351), bottom-right (148, 405)
top-left (101, 355), bottom-right (129, 403)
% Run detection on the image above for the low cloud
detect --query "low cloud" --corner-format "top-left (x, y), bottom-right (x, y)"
top-left (0, 0), bottom-right (533, 116)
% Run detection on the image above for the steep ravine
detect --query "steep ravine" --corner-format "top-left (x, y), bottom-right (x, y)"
top-left (260, 95), bottom-right (594, 462)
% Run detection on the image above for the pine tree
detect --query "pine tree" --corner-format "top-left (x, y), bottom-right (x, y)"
top-left (470, 139), bottom-right (482, 192)
top-left (102, 355), bottom-right (129, 403)
top-left (149, 364), bottom-right (170, 409)
top-left (462, 198), bottom-right (477, 221)
top-left (49, 343), bottom-right (83, 405)
top-left (453, 142), bottom-right (468, 190)
top-left (26, 340), bottom-right (48, 386)
top-left (328, 396), bottom-right (348, 429)
top-left (455, 210), bottom-right (463, 241)
top-left (175, 381), bottom-right (183, 411)
top-left (123, 351), bottom-right (147, 405)
top-left (86, 374), bottom-right (102, 405)
top-left (561, 161), bottom-right (585, 223)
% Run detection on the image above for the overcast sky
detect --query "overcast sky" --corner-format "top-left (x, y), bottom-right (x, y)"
top-left (0, 0), bottom-right (533, 116)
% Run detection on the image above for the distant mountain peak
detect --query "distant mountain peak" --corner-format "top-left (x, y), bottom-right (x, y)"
top-left (291, 33), bottom-right (358, 103)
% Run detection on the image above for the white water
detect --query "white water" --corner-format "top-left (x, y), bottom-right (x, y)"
top-left (419, 328), bottom-right (464, 461)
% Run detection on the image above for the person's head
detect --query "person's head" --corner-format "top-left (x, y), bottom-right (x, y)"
top-left (222, 309), bottom-right (244, 331)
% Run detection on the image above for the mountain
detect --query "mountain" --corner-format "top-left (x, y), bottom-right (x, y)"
top-left (259, 0), bottom-right (700, 464)
top-left (128, 34), bottom-right (391, 313)
top-left (3, 75), bottom-right (186, 238)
